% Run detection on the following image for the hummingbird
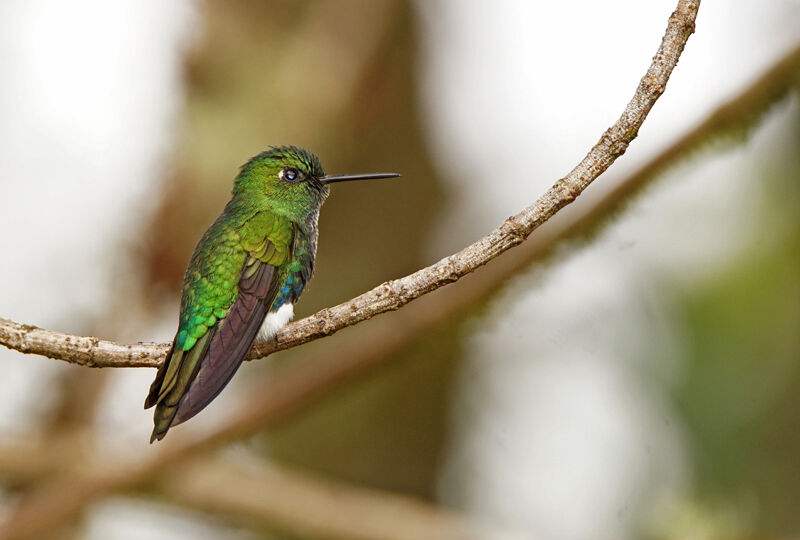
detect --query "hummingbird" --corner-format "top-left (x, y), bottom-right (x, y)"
top-left (145, 146), bottom-right (399, 442)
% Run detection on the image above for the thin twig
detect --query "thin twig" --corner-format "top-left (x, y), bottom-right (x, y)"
top-left (0, 0), bottom-right (700, 370)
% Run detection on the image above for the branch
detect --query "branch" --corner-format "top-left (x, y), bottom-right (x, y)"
top-left (0, 2), bottom-right (701, 539)
top-left (156, 28), bottom-right (800, 458)
top-left (159, 458), bottom-right (533, 540)
top-left (0, 0), bottom-right (699, 370)
top-left (0, 440), bottom-right (531, 540)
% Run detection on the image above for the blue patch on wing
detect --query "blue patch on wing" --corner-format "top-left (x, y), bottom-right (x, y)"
top-left (271, 273), bottom-right (305, 311)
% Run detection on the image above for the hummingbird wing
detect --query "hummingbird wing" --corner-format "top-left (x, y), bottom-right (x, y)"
top-left (174, 258), bottom-right (276, 423)
top-left (146, 213), bottom-right (293, 442)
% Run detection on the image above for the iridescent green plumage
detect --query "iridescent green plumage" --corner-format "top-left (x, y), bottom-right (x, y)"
top-left (145, 146), bottom-right (398, 442)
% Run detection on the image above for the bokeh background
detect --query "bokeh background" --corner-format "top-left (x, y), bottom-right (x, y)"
top-left (0, 1), bottom-right (799, 538)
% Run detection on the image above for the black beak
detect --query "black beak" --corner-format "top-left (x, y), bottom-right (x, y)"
top-left (318, 172), bottom-right (400, 185)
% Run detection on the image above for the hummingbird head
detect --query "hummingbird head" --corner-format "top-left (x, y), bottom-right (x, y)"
top-left (233, 146), bottom-right (399, 221)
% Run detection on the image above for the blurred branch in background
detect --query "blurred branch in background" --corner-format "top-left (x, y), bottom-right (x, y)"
top-left (0, 440), bottom-right (529, 540)
top-left (160, 458), bottom-right (531, 540)
top-left (0, 2), bottom-right (705, 538)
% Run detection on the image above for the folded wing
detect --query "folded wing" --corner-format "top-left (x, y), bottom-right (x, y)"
top-left (146, 257), bottom-right (276, 442)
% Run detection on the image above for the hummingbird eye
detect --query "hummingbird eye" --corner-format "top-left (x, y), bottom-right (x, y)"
top-left (281, 167), bottom-right (303, 183)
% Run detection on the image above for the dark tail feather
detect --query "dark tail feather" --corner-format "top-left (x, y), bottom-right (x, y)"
top-left (148, 329), bottom-right (215, 443)
top-left (144, 339), bottom-right (178, 410)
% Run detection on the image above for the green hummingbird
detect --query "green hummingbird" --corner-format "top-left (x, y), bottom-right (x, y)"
top-left (145, 146), bottom-right (399, 442)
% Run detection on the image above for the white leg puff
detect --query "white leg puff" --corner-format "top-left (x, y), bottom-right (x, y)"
top-left (257, 303), bottom-right (295, 342)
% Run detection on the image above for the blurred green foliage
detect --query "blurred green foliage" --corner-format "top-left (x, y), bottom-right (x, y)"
top-left (672, 109), bottom-right (800, 535)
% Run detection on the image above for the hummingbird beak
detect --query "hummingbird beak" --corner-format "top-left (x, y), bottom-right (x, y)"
top-left (317, 172), bottom-right (400, 185)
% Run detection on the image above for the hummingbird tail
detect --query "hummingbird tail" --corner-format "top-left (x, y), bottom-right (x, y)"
top-left (146, 329), bottom-right (215, 442)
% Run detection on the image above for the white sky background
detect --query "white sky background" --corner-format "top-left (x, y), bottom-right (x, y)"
top-left (0, 1), bottom-right (253, 538)
top-left (0, 0), bottom-right (798, 539)
top-left (415, 1), bottom-right (800, 539)
top-left (0, 0), bottom-right (191, 433)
